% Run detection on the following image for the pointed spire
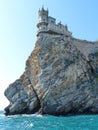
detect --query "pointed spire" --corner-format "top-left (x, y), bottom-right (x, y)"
top-left (42, 5), bottom-right (44, 11)
top-left (38, 8), bottom-right (40, 12)
top-left (47, 8), bottom-right (49, 14)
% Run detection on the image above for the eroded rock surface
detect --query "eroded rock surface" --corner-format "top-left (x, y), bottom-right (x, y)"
top-left (4, 35), bottom-right (98, 116)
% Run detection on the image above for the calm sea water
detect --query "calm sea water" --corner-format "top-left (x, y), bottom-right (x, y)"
top-left (0, 111), bottom-right (98, 130)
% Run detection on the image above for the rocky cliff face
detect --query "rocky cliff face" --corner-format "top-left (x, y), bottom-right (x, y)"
top-left (4, 34), bottom-right (98, 116)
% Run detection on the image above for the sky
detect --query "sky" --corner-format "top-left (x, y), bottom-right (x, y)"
top-left (0, 0), bottom-right (98, 110)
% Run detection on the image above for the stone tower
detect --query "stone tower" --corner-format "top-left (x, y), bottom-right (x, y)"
top-left (37, 7), bottom-right (48, 33)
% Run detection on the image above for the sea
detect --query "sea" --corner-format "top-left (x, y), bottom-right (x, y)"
top-left (0, 110), bottom-right (98, 130)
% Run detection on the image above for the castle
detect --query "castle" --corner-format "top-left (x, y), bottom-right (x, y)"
top-left (37, 7), bottom-right (72, 37)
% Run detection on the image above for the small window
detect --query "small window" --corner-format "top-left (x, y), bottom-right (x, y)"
top-left (51, 20), bottom-right (54, 24)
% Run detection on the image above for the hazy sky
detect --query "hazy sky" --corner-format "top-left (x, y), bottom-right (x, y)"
top-left (0, 0), bottom-right (98, 110)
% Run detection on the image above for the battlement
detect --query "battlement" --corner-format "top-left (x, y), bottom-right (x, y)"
top-left (37, 7), bottom-right (72, 37)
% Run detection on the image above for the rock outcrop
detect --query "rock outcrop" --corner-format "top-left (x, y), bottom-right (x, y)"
top-left (4, 33), bottom-right (98, 116)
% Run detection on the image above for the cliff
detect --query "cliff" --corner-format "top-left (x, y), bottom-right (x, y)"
top-left (4, 33), bottom-right (98, 116)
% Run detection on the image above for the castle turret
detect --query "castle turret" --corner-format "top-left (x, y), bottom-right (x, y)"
top-left (37, 7), bottom-right (48, 34)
